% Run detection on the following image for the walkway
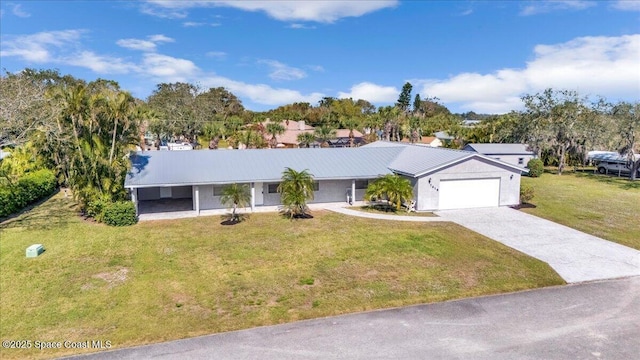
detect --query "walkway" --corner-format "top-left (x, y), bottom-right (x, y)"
top-left (435, 207), bottom-right (640, 283)
top-left (65, 277), bottom-right (640, 360)
top-left (325, 206), bottom-right (447, 222)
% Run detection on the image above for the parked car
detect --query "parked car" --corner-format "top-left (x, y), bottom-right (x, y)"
top-left (596, 160), bottom-right (640, 176)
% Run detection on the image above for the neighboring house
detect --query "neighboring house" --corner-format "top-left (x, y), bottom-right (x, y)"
top-left (463, 143), bottom-right (535, 167)
top-left (125, 141), bottom-right (526, 216)
top-left (262, 120), bottom-right (364, 148)
top-left (434, 131), bottom-right (454, 142)
top-left (401, 136), bottom-right (442, 147)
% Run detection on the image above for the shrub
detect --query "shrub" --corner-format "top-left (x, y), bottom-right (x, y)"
top-left (527, 158), bottom-right (544, 177)
top-left (520, 184), bottom-right (535, 204)
top-left (0, 169), bottom-right (56, 218)
top-left (102, 201), bottom-right (137, 226)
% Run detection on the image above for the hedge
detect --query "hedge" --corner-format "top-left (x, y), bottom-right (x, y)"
top-left (102, 201), bottom-right (137, 226)
top-left (0, 169), bottom-right (57, 218)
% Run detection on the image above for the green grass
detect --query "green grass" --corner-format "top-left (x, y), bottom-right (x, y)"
top-left (0, 193), bottom-right (563, 359)
top-left (521, 171), bottom-right (640, 250)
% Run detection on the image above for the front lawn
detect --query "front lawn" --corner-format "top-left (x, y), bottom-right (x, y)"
top-left (0, 193), bottom-right (563, 359)
top-left (521, 172), bottom-right (640, 250)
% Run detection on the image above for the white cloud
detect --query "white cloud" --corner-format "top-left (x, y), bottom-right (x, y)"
top-left (206, 51), bottom-right (227, 59)
top-left (183, 21), bottom-right (205, 27)
top-left (12, 4), bottom-right (30, 17)
top-left (200, 74), bottom-right (324, 105)
top-left (307, 65), bottom-right (325, 72)
top-left (415, 34), bottom-right (640, 113)
top-left (520, 1), bottom-right (596, 16)
top-left (143, 0), bottom-right (398, 23)
top-left (148, 34), bottom-right (174, 43)
top-left (337, 82), bottom-right (399, 103)
top-left (116, 34), bottom-right (174, 51)
top-left (116, 38), bottom-right (157, 51)
top-left (258, 59), bottom-right (307, 81)
top-left (288, 23), bottom-right (316, 29)
top-left (65, 51), bottom-right (139, 74)
top-left (612, 1), bottom-right (640, 11)
top-left (141, 53), bottom-right (199, 81)
top-left (0, 29), bottom-right (83, 62)
top-left (460, 9), bottom-right (473, 16)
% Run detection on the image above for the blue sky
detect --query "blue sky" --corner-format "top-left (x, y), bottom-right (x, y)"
top-left (1, 1), bottom-right (639, 113)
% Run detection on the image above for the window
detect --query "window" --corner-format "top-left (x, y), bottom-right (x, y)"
top-left (213, 186), bottom-right (225, 196)
top-left (313, 182), bottom-right (320, 191)
top-left (518, 158), bottom-right (524, 165)
top-left (268, 183), bottom-right (279, 194)
top-left (355, 180), bottom-right (368, 189)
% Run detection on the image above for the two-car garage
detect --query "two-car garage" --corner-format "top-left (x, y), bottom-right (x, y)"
top-left (438, 178), bottom-right (501, 210)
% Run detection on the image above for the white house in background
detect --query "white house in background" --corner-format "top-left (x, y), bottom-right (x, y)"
top-left (463, 143), bottom-right (536, 167)
top-left (124, 141), bottom-right (527, 217)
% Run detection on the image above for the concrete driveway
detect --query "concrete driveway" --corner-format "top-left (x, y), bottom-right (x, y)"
top-left (435, 207), bottom-right (640, 283)
top-left (64, 277), bottom-right (640, 360)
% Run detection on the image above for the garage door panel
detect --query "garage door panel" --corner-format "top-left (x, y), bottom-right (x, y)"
top-left (439, 178), bottom-right (500, 210)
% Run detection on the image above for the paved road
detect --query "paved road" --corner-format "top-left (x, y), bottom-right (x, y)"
top-left (66, 277), bottom-right (640, 360)
top-left (435, 207), bottom-right (640, 283)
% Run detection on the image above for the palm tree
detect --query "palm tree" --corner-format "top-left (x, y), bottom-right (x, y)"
top-left (107, 91), bottom-right (136, 163)
top-left (343, 118), bottom-right (359, 147)
top-left (220, 183), bottom-right (250, 222)
top-left (266, 122), bottom-right (285, 148)
top-left (278, 167), bottom-right (315, 218)
top-left (314, 125), bottom-right (337, 148)
top-left (364, 174), bottom-right (414, 211)
top-left (296, 132), bottom-right (315, 148)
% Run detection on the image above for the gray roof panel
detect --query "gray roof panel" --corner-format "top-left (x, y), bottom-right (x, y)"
top-left (464, 143), bottom-right (534, 155)
top-left (125, 147), bottom-right (402, 187)
top-left (125, 142), bottom-right (525, 188)
top-left (388, 146), bottom-right (472, 176)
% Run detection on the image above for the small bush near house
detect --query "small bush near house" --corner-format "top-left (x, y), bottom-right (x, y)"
top-left (0, 169), bottom-right (57, 218)
top-left (527, 159), bottom-right (544, 177)
top-left (520, 184), bottom-right (535, 204)
top-left (102, 201), bottom-right (137, 226)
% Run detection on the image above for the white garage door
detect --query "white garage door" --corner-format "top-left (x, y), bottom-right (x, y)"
top-left (438, 178), bottom-right (500, 210)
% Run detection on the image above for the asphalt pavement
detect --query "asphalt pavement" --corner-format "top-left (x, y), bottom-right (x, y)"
top-left (65, 276), bottom-right (640, 360)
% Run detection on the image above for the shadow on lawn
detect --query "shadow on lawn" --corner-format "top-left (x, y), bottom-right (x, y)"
top-left (0, 190), bottom-right (78, 230)
top-left (573, 171), bottom-right (640, 190)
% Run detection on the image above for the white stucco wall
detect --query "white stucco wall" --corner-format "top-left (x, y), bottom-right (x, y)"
top-left (486, 155), bottom-right (534, 168)
top-left (415, 157), bottom-right (522, 211)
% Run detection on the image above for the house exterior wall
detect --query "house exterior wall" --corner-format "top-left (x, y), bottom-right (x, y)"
top-left (263, 179), bottom-right (358, 206)
top-left (138, 186), bottom-right (192, 200)
top-left (193, 179), bottom-right (372, 209)
top-left (485, 154), bottom-right (534, 168)
top-left (198, 184), bottom-right (232, 210)
top-left (414, 158), bottom-right (521, 211)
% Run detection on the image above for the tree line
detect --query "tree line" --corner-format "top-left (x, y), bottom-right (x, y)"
top-left (1, 69), bottom-right (638, 221)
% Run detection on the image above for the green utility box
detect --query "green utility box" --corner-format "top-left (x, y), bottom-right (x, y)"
top-left (26, 244), bottom-right (45, 258)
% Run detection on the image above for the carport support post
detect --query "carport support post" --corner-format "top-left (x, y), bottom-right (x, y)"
top-left (194, 186), bottom-right (200, 214)
top-left (351, 179), bottom-right (356, 204)
top-left (131, 188), bottom-right (138, 215)
top-left (250, 182), bottom-right (255, 211)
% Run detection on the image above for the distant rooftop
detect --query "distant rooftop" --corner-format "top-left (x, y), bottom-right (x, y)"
top-left (464, 143), bottom-right (534, 155)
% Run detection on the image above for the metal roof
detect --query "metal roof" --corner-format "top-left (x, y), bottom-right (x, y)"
top-left (125, 141), bottom-right (525, 188)
top-left (125, 147), bottom-right (402, 188)
top-left (388, 146), bottom-right (473, 176)
top-left (463, 143), bottom-right (534, 155)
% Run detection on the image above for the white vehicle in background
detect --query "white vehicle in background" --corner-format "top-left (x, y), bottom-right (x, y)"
top-left (167, 142), bottom-right (193, 151)
top-left (588, 151), bottom-right (640, 177)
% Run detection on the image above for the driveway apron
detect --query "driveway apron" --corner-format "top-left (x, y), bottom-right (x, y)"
top-left (435, 207), bottom-right (640, 283)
